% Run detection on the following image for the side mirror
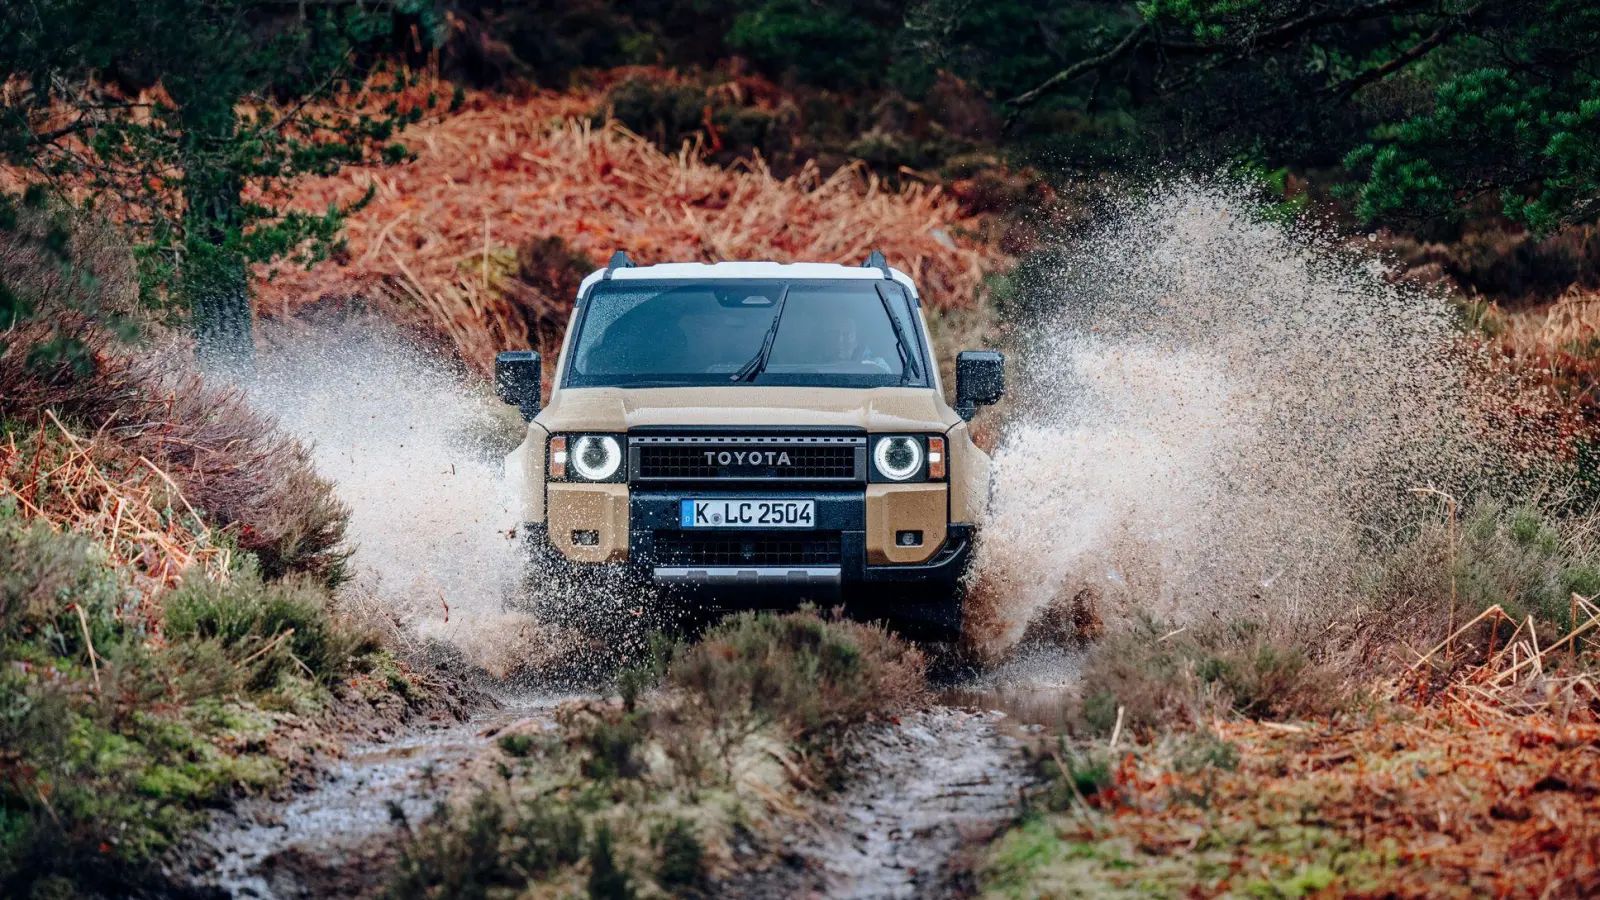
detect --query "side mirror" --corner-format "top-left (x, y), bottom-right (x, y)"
top-left (495, 351), bottom-right (542, 421)
top-left (955, 350), bottom-right (1004, 421)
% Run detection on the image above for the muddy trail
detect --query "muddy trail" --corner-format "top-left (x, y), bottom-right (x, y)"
top-left (176, 684), bottom-right (1041, 900)
top-left (178, 701), bottom-right (563, 899)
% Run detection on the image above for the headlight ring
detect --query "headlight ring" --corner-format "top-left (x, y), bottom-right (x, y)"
top-left (873, 436), bottom-right (925, 482)
top-left (570, 435), bottom-right (623, 481)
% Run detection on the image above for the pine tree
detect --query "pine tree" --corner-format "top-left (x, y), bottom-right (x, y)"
top-left (0, 0), bottom-right (438, 360)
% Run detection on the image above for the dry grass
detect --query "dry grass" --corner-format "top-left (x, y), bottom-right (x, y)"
top-left (1, 322), bottom-right (350, 587)
top-left (998, 701), bottom-right (1600, 898)
top-left (1485, 288), bottom-right (1600, 422)
top-left (255, 84), bottom-right (1007, 374)
top-left (0, 414), bottom-right (224, 609)
top-left (992, 609), bottom-right (1600, 899)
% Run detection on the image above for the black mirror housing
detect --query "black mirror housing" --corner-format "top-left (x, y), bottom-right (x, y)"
top-left (495, 351), bottom-right (542, 421)
top-left (954, 350), bottom-right (1004, 421)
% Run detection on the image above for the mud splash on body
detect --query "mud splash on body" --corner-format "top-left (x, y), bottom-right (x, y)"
top-left (971, 181), bottom-right (1504, 658)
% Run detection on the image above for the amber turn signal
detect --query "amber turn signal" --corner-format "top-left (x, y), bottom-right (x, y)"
top-left (927, 436), bottom-right (946, 480)
top-left (549, 435), bottom-right (568, 480)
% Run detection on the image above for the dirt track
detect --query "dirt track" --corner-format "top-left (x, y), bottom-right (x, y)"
top-left (179, 696), bottom-right (1033, 900)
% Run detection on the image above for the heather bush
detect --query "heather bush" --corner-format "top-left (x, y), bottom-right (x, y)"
top-left (1075, 617), bottom-right (1338, 735)
top-left (162, 564), bottom-right (373, 689)
top-left (1351, 498), bottom-right (1600, 669)
top-left (2, 201), bottom-right (352, 588)
top-left (0, 508), bottom-right (283, 895)
top-left (669, 609), bottom-right (928, 744)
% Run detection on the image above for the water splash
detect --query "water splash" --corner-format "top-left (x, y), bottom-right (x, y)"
top-left (240, 324), bottom-right (579, 680)
top-left (971, 180), bottom-right (1492, 655)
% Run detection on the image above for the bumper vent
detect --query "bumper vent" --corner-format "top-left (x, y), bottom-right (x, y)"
top-left (653, 530), bottom-right (843, 567)
top-left (631, 434), bottom-right (864, 482)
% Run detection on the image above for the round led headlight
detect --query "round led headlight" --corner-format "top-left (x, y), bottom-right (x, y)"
top-left (873, 436), bottom-right (924, 482)
top-left (570, 435), bottom-right (622, 481)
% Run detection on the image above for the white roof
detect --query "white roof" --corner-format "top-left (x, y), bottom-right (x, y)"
top-left (578, 260), bottom-right (920, 300)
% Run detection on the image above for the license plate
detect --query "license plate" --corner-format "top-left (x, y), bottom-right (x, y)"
top-left (680, 499), bottom-right (815, 528)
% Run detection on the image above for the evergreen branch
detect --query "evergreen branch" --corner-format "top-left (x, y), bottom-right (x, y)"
top-left (1004, 22), bottom-right (1149, 126)
top-left (1331, 1), bottom-right (1488, 99)
top-left (1004, 0), bottom-right (1441, 122)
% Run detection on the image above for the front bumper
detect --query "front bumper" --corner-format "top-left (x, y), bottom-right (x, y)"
top-left (525, 488), bottom-right (973, 589)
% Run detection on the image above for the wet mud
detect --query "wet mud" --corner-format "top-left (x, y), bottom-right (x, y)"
top-left (179, 701), bottom-right (563, 899)
top-left (799, 707), bottom-right (1031, 898)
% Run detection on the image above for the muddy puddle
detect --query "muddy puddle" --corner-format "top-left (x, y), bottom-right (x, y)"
top-left (180, 699), bottom-right (567, 899)
top-left (939, 647), bottom-right (1084, 734)
top-left (779, 707), bottom-right (1032, 900)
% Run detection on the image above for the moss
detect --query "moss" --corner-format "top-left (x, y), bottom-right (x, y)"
top-left (0, 506), bottom-right (358, 896)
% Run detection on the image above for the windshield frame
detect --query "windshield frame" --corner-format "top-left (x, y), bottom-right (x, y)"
top-left (560, 278), bottom-right (934, 390)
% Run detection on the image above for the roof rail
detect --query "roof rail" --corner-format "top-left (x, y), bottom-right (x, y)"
top-left (862, 250), bottom-right (892, 279)
top-left (603, 250), bottom-right (636, 280)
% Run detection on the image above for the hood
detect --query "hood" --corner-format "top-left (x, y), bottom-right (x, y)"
top-left (535, 386), bottom-right (960, 433)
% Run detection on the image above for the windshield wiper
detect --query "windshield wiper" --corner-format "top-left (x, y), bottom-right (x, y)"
top-left (875, 283), bottom-right (922, 385)
top-left (731, 285), bottom-right (791, 382)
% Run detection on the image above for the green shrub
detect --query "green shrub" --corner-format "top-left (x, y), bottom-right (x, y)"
top-left (669, 609), bottom-right (927, 741)
top-left (1360, 499), bottom-right (1600, 659)
top-left (0, 499), bottom-right (122, 651)
top-left (1030, 742), bottom-right (1116, 812)
top-left (497, 732), bottom-right (536, 758)
top-left (1077, 618), bottom-right (1337, 734)
top-left (162, 565), bottom-right (370, 688)
top-left (587, 823), bottom-right (635, 900)
top-left (0, 512), bottom-right (286, 895)
top-left (651, 818), bottom-right (706, 894)
top-left (387, 793), bottom-right (588, 900)
top-left (579, 715), bottom-right (647, 781)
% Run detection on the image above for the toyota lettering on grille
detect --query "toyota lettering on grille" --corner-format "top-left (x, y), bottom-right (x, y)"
top-left (631, 434), bottom-right (864, 481)
top-left (703, 450), bottom-right (792, 466)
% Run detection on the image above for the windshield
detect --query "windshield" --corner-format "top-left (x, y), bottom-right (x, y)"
top-left (562, 279), bottom-right (930, 389)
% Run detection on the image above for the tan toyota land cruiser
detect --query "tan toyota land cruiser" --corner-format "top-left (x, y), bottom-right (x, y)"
top-left (495, 251), bottom-right (1004, 641)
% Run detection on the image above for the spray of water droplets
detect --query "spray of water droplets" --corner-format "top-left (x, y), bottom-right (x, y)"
top-left (970, 180), bottom-right (1500, 655)
top-left (239, 324), bottom-right (592, 681)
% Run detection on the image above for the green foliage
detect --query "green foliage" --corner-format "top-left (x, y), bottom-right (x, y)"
top-left (1078, 617), bottom-right (1335, 733)
top-left (725, 1), bottom-right (890, 90)
top-left (162, 564), bottom-right (370, 689)
top-left (0, 507), bottom-right (299, 894)
top-left (0, 192), bottom-right (141, 366)
top-left (497, 732), bottom-right (537, 758)
top-left (587, 824), bottom-right (635, 900)
top-left (1348, 60), bottom-right (1600, 232)
top-left (1371, 499), bottom-right (1600, 638)
top-left (651, 818), bottom-right (706, 894)
top-left (573, 0), bottom-right (1600, 231)
top-left (385, 793), bottom-right (590, 899)
top-left (0, 0), bottom-right (431, 353)
top-left (1031, 743), bottom-right (1116, 811)
top-left (0, 459), bottom-right (390, 897)
top-left (668, 609), bottom-right (926, 742)
top-left (577, 714), bottom-right (647, 780)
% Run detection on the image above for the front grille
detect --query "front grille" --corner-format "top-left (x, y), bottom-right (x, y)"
top-left (631, 434), bottom-right (863, 482)
top-left (653, 529), bottom-right (843, 567)
top-left (638, 445), bottom-right (856, 480)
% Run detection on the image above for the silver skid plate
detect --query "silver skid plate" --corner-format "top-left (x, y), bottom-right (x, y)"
top-left (652, 566), bottom-right (841, 586)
